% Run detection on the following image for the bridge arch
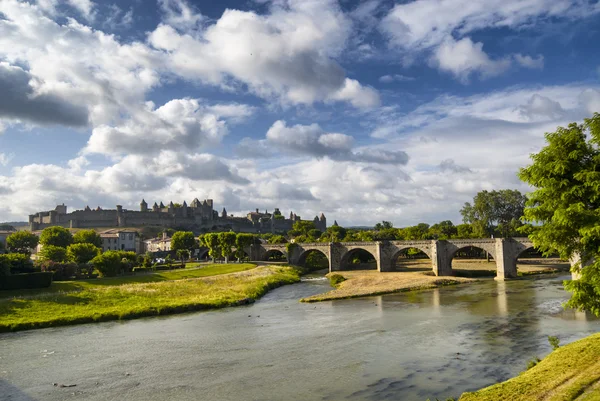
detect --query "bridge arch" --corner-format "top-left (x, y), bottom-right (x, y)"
top-left (340, 247), bottom-right (378, 270)
top-left (391, 246), bottom-right (432, 271)
top-left (297, 248), bottom-right (330, 271)
top-left (264, 249), bottom-right (287, 261)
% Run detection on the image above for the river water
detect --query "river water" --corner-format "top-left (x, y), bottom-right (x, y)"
top-left (1, 274), bottom-right (599, 401)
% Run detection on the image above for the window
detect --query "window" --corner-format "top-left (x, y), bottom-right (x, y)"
top-left (128, 233), bottom-right (133, 240)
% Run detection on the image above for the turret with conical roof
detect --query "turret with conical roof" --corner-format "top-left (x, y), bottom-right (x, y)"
top-left (153, 202), bottom-right (159, 212)
top-left (221, 207), bottom-right (227, 218)
top-left (159, 201), bottom-right (165, 209)
top-left (140, 199), bottom-right (148, 212)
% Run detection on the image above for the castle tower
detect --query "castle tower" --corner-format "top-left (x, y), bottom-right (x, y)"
top-left (182, 200), bottom-right (188, 218)
top-left (159, 201), bottom-right (165, 209)
top-left (153, 202), bottom-right (159, 212)
top-left (333, 220), bottom-right (338, 226)
top-left (289, 211), bottom-right (294, 220)
top-left (319, 213), bottom-right (327, 231)
top-left (168, 201), bottom-right (174, 213)
top-left (140, 199), bottom-right (148, 212)
top-left (221, 207), bottom-right (227, 218)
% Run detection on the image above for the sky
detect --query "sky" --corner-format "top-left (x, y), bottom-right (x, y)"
top-left (0, 0), bottom-right (599, 227)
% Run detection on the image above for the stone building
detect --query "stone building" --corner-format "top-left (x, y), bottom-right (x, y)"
top-left (28, 200), bottom-right (327, 235)
top-left (144, 232), bottom-right (172, 253)
top-left (99, 229), bottom-right (142, 253)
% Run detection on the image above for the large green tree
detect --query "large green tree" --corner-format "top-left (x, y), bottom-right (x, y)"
top-left (460, 189), bottom-right (526, 237)
top-left (72, 229), bottom-right (102, 247)
top-left (39, 244), bottom-right (68, 262)
top-left (218, 232), bottom-right (237, 261)
top-left (519, 113), bottom-right (600, 315)
top-left (40, 226), bottom-right (73, 248)
top-left (67, 243), bottom-right (101, 264)
top-left (171, 231), bottom-right (196, 254)
top-left (6, 231), bottom-right (39, 254)
top-left (202, 233), bottom-right (221, 261)
top-left (235, 233), bottom-right (255, 260)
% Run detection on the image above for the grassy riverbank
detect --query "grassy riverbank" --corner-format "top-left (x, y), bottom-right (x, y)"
top-left (459, 332), bottom-right (600, 401)
top-left (300, 271), bottom-right (476, 302)
top-left (0, 265), bottom-right (300, 332)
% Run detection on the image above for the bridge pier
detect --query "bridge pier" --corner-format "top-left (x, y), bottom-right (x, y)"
top-left (432, 240), bottom-right (453, 276)
top-left (494, 239), bottom-right (518, 280)
top-left (376, 242), bottom-right (392, 272)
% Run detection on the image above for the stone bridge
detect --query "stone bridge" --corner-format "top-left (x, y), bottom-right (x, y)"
top-left (248, 238), bottom-right (537, 280)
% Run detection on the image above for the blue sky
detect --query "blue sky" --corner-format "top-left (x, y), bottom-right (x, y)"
top-left (0, 0), bottom-right (599, 226)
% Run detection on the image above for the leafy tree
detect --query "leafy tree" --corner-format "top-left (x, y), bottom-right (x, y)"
top-left (67, 243), bottom-right (101, 264)
top-left (72, 229), bottom-right (102, 247)
top-left (320, 225), bottom-right (347, 242)
top-left (6, 231), bottom-right (39, 254)
top-left (91, 251), bottom-right (123, 277)
top-left (460, 189), bottom-right (526, 237)
top-left (456, 223), bottom-right (475, 239)
top-left (268, 235), bottom-right (287, 244)
top-left (235, 233), bottom-right (254, 260)
top-left (404, 223), bottom-right (430, 240)
top-left (518, 113), bottom-right (600, 315)
top-left (165, 254), bottom-right (173, 268)
top-left (428, 220), bottom-right (458, 240)
top-left (218, 232), bottom-right (237, 261)
top-left (176, 249), bottom-right (189, 266)
top-left (374, 221), bottom-right (393, 230)
top-left (289, 221), bottom-right (316, 238)
top-left (39, 245), bottom-right (68, 262)
top-left (40, 226), bottom-right (73, 248)
top-left (171, 231), bottom-right (196, 255)
top-left (203, 233), bottom-right (221, 261)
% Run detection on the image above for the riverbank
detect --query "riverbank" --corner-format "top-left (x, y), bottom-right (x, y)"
top-left (0, 265), bottom-right (300, 332)
top-left (300, 270), bottom-right (476, 302)
top-left (459, 332), bottom-right (600, 400)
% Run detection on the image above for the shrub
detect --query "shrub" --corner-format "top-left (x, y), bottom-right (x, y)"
top-left (39, 226), bottom-right (73, 248)
top-left (38, 245), bottom-right (68, 262)
top-left (548, 335), bottom-right (560, 351)
top-left (0, 253), bottom-right (34, 274)
top-left (91, 251), bottom-right (136, 277)
top-left (67, 243), bottom-right (101, 264)
top-left (0, 272), bottom-right (53, 290)
top-left (526, 357), bottom-right (541, 370)
top-left (40, 261), bottom-right (78, 281)
top-left (328, 273), bottom-right (346, 287)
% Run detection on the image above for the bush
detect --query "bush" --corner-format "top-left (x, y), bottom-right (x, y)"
top-left (67, 243), bottom-right (101, 264)
top-left (0, 272), bottom-right (53, 290)
top-left (328, 273), bottom-right (346, 287)
top-left (38, 245), bottom-right (68, 262)
top-left (91, 251), bottom-right (137, 277)
top-left (0, 253), bottom-right (35, 274)
top-left (39, 261), bottom-right (78, 281)
top-left (548, 335), bottom-right (560, 351)
top-left (526, 356), bottom-right (541, 370)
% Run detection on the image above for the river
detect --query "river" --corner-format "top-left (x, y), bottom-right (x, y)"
top-left (1, 274), bottom-right (599, 401)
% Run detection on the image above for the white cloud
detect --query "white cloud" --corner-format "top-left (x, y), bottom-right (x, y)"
top-left (238, 120), bottom-right (409, 165)
top-left (158, 0), bottom-right (204, 31)
top-left (430, 37), bottom-right (511, 82)
top-left (84, 98), bottom-right (230, 157)
top-left (379, 74), bottom-right (415, 83)
top-left (380, 0), bottom-right (596, 81)
top-left (0, 153), bottom-right (14, 167)
top-left (148, 1), bottom-right (379, 108)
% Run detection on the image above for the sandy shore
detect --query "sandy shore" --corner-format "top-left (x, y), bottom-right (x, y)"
top-left (301, 259), bottom-right (569, 302)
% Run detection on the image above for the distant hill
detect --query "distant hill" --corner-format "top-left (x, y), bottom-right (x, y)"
top-left (0, 222), bottom-right (28, 231)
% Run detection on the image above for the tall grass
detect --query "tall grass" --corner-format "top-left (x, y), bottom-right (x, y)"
top-left (0, 266), bottom-right (300, 332)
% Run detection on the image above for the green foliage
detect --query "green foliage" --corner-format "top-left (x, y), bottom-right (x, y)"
top-left (374, 221), bottom-right (393, 230)
top-left (518, 113), bottom-right (600, 315)
top-left (67, 243), bottom-right (101, 264)
top-left (0, 253), bottom-right (34, 274)
top-left (268, 235), bottom-right (287, 244)
top-left (548, 335), bottom-right (560, 351)
top-left (235, 233), bottom-right (254, 259)
top-left (0, 272), bottom-right (53, 290)
top-left (39, 226), bottom-right (73, 248)
top-left (39, 245), bottom-right (68, 262)
top-left (218, 232), bottom-right (237, 259)
top-left (39, 261), bottom-right (78, 281)
top-left (320, 225), bottom-right (347, 242)
top-left (460, 189), bottom-right (526, 237)
top-left (304, 251), bottom-right (328, 270)
top-left (289, 221), bottom-right (316, 238)
top-left (456, 223), bottom-right (475, 239)
top-left (171, 231), bottom-right (196, 252)
top-left (328, 273), bottom-right (346, 287)
top-left (5, 231), bottom-right (39, 254)
top-left (91, 250), bottom-right (135, 277)
top-left (526, 356), bottom-right (541, 370)
top-left (203, 233), bottom-right (221, 260)
top-left (72, 229), bottom-right (102, 247)
top-left (428, 220), bottom-right (458, 240)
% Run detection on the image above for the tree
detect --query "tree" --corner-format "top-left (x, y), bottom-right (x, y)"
top-left (6, 231), bottom-right (39, 254)
top-left (460, 190), bottom-right (526, 237)
top-left (456, 223), bottom-right (475, 239)
top-left (39, 245), bottom-right (68, 262)
top-left (176, 249), bottom-right (189, 266)
top-left (235, 233), bottom-right (254, 260)
top-left (374, 221), bottom-right (393, 231)
top-left (72, 229), bottom-right (102, 247)
top-left (218, 232), bottom-right (237, 262)
top-left (268, 235), bottom-right (287, 244)
top-left (428, 220), bottom-right (458, 240)
top-left (67, 243), bottom-right (101, 264)
top-left (518, 113), bottom-right (600, 315)
top-left (171, 231), bottom-right (196, 257)
top-left (203, 233), bottom-right (221, 262)
top-left (289, 221), bottom-right (316, 238)
top-left (40, 226), bottom-right (73, 248)
top-left (91, 251), bottom-right (124, 277)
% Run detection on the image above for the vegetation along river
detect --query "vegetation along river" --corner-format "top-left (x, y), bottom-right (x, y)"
top-left (1, 273), bottom-right (599, 401)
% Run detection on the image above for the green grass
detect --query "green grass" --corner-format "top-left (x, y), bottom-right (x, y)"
top-left (0, 263), bottom-right (257, 298)
top-left (459, 332), bottom-right (600, 401)
top-left (0, 265), bottom-right (300, 332)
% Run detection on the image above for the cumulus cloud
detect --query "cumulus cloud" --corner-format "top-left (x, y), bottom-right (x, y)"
top-left (237, 120), bottom-right (409, 165)
top-left (0, 153), bottom-right (14, 167)
top-left (439, 159), bottom-right (472, 173)
top-left (518, 94), bottom-right (565, 120)
top-left (148, 1), bottom-right (379, 108)
top-left (0, 62), bottom-right (89, 127)
top-left (380, 0), bottom-right (594, 81)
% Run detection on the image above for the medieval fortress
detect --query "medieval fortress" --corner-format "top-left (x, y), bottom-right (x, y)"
top-left (28, 199), bottom-right (327, 234)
